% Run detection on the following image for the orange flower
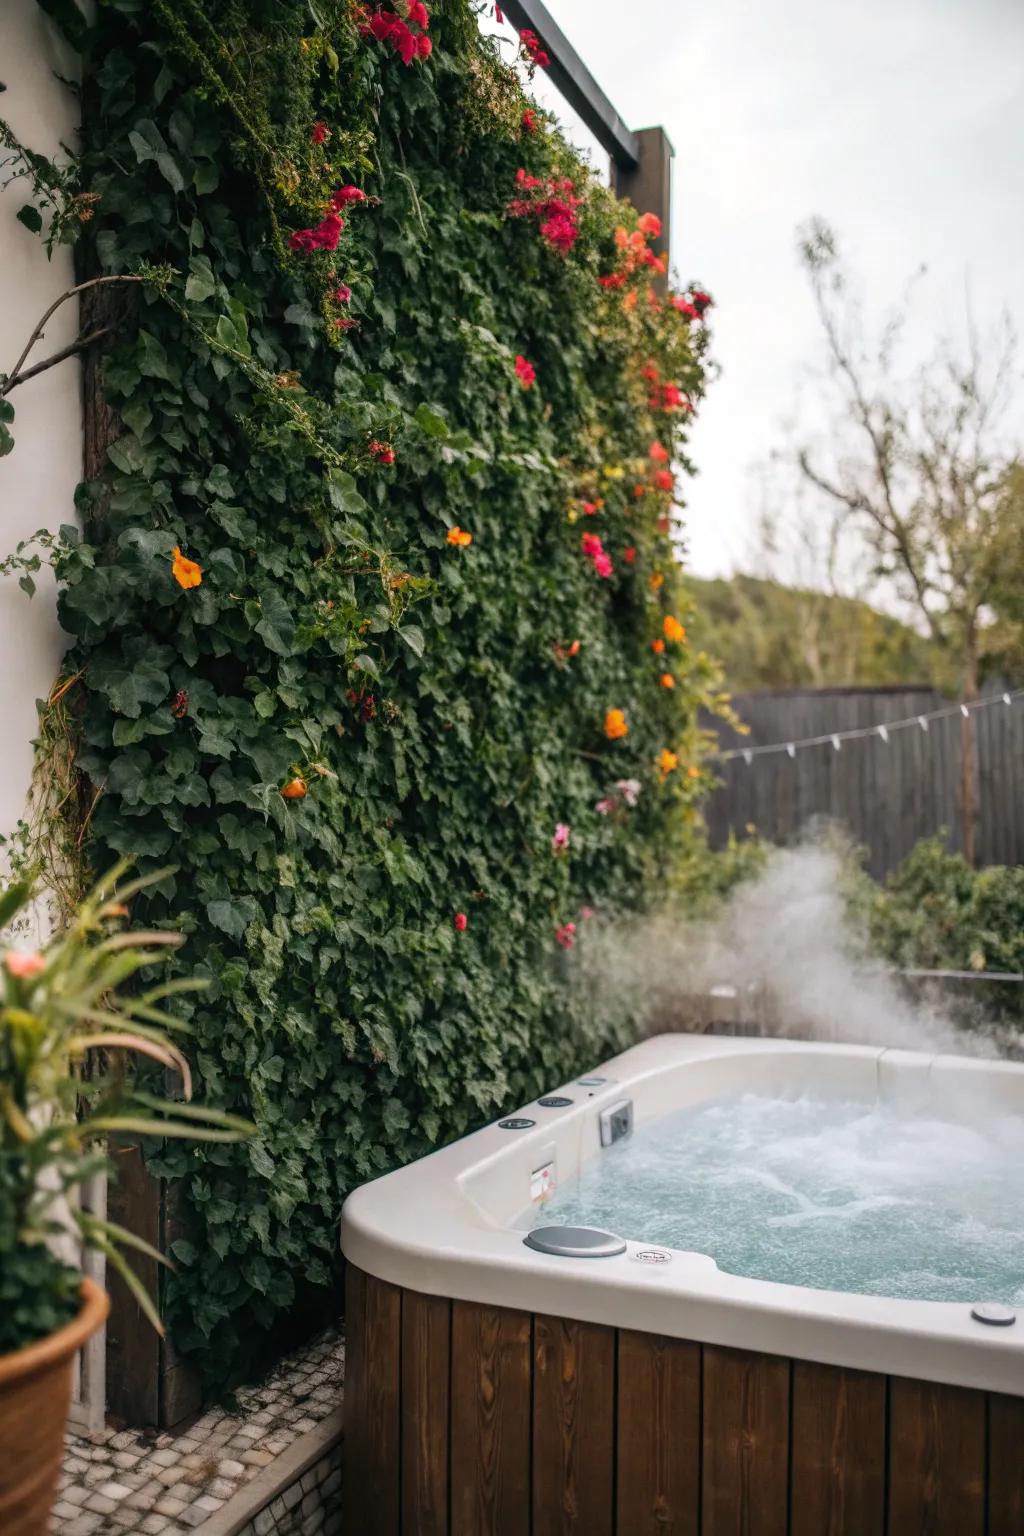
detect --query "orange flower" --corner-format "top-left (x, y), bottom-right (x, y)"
top-left (651, 638), bottom-right (665, 654)
top-left (171, 547), bottom-right (202, 590)
top-left (614, 226), bottom-right (630, 249)
top-left (637, 211), bottom-right (662, 238)
top-left (659, 673), bottom-right (675, 689)
top-left (623, 290), bottom-right (639, 312)
top-left (567, 639), bottom-right (581, 657)
top-left (604, 708), bottom-right (628, 740)
top-left (649, 572), bottom-right (664, 591)
top-left (447, 527), bottom-right (473, 547)
top-left (687, 764), bottom-right (701, 779)
top-left (656, 749), bottom-right (678, 776)
top-left (649, 440), bottom-right (669, 463)
top-left (663, 615), bottom-right (686, 643)
top-left (281, 777), bottom-right (307, 800)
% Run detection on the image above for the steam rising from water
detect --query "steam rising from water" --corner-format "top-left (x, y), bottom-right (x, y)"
top-left (582, 844), bottom-right (998, 1057)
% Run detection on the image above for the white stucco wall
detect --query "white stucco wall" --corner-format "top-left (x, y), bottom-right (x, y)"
top-left (0, 2), bottom-right (82, 863)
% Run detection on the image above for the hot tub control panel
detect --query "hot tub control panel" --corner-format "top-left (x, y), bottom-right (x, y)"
top-left (599, 1097), bottom-right (634, 1147)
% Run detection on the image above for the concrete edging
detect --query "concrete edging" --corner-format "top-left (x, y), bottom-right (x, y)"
top-left (196, 1410), bottom-right (343, 1536)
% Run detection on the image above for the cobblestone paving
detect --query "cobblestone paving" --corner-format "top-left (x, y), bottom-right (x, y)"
top-left (55, 1329), bottom-right (343, 1535)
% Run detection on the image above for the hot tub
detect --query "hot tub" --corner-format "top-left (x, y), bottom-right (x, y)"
top-left (341, 1034), bottom-right (1024, 1534)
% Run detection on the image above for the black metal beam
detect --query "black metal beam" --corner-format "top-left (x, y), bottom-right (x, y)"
top-left (497, 0), bottom-right (640, 170)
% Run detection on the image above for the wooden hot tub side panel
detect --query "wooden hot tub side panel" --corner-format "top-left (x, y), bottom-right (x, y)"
top-left (343, 1265), bottom-right (1024, 1536)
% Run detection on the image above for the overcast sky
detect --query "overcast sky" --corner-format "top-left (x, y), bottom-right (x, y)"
top-left (489, 0), bottom-right (1024, 579)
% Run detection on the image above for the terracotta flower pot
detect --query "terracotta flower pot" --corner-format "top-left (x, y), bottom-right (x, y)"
top-left (0, 1278), bottom-right (110, 1536)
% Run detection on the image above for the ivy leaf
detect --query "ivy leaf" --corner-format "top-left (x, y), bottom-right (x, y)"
top-left (398, 626), bottom-right (425, 659)
top-left (127, 118), bottom-right (184, 193)
top-left (185, 254), bottom-right (218, 304)
top-left (353, 654), bottom-right (380, 682)
top-left (89, 655), bottom-right (170, 718)
top-left (414, 403), bottom-right (449, 439)
top-left (16, 205), bottom-right (43, 235)
top-left (206, 899), bottom-right (250, 940)
top-left (253, 587), bottom-right (296, 657)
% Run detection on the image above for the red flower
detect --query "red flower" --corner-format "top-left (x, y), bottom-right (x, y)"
top-left (369, 439), bottom-right (395, 464)
top-left (417, 32), bottom-right (432, 56)
top-left (171, 688), bottom-right (189, 718)
top-left (692, 289), bottom-right (713, 312)
top-left (649, 440), bottom-right (669, 462)
top-left (540, 209), bottom-right (578, 252)
top-left (520, 28), bottom-right (550, 68)
top-left (637, 211), bottom-right (662, 238)
top-left (623, 546), bottom-right (636, 564)
top-left (593, 551), bottom-right (613, 578)
top-left (495, 3), bottom-right (504, 20)
top-left (661, 383), bottom-right (684, 410)
top-left (580, 532), bottom-right (601, 558)
top-left (581, 500), bottom-right (599, 516)
top-left (289, 211), bottom-right (344, 253)
top-left (671, 295), bottom-right (700, 321)
top-left (311, 122), bottom-right (329, 145)
top-left (555, 921), bottom-right (576, 950)
top-left (335, 316), bottom-right (359, 330)
top-left (367, 8), bottom-right (430, 65)
top-left (653, 469), bottom-right (674, 492)
top-left (522, 108), bottom-right (538, 134)
top-left (406, 0), bottom-right (429, 26)
top-left (514, 354), bottom-right (536, 389)
top-left (599, 272), bottom-right (626, 289)
top-left (454, 911), bottom-right (468, 932)
top-left (334, 284), bottom-right (353, 303)
top-left (331, 186), bottom-right (367, 209)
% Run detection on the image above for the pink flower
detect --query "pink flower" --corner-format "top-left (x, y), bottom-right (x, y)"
top-left (579, 906), bottom-right (594, 920)
top-left (615, 778), bottom-right (641, 806)
top-left (406, 0), bottom-right (429, 26)
top-left (4, 950), bottom-right (45, 979)
top-left (555, 922), bottom-right (576, 950)
top-left (515, 354), bottom-right (536, 389)
top-left (595, 798), bottom-right (614, 815)
top-left (551, 822), bottom-right (571, 853)
top-left (581, 532), bottom-right (601, 558)
top-left (454, 911), bottom-right (468, 932)
top-left (334, 284), bottom-right (353, 304)
top-left (593, 551), bottom-right (613, 578)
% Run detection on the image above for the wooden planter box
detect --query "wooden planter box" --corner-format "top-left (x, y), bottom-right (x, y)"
top-left (344, 1263), bottom-right (1024, 1535)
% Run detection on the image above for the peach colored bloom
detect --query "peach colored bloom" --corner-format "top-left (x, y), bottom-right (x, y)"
top-left (659, 673), bottom-right (675, 689)
top-left (604, 708), bottom-right (628, 740)
top-left (4, 951), bottom-right (45, 979)
top-left (663, 615), bottom-right (686, 644)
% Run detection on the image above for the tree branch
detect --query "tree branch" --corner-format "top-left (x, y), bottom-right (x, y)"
top-left (1, 274), bottom-right (147, 397)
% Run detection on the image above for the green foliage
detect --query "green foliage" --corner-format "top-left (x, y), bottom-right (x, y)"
top-left (684, 574), bottom-right (942, 691)
top-left (0, 864), bottom-right (249, 1354)
top-left (9, 0), bottom-right (719, 1385)
top-left (863, 837), bottom-right (1024, 992)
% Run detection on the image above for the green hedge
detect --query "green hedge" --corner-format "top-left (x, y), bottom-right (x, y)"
top-left (17, 0), bottom-right (717, 1386)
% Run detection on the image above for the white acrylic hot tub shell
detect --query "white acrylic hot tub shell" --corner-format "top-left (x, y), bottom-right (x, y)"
top-left (340, 1033), bottom-right (1024, 1397)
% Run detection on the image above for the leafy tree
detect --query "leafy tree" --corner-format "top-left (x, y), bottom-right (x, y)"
top-left (793, 219), bottom-right (1023, 859)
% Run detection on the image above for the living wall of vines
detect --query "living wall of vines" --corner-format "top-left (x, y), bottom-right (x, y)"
top-left (2, 0), bottom-right (721, 1386)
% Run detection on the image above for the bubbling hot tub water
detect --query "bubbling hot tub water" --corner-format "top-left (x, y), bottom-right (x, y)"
top-left (533, 1091), bottom-right (1024, 1304)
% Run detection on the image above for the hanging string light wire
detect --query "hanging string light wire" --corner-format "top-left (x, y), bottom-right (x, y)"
top-left (714, 689), bottom-right (1022, 764)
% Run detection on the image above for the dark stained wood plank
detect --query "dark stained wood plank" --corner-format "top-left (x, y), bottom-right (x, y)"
top-left (888, 1376), bottom-right (985, 1536)
top-left (343, 1265), bottom-right (401, 1536)
top-left (701, 1344), bottom-right (789, 1536)
top-left (790, 1360), bottom-right (885, 1536)
top-left (401, 1288), bottom-right (450, 1536)
top-left (104, 1143), bottom-right (161, 1426)
top-left (451, 1300), bottom-right (531, 1536)
top-left (532, 1315), bottom-right (614, 1536)
top-left (987, 1392), bottom-right (1024, 1536)
top-left (616, 1329), bottom-right (699, 1536)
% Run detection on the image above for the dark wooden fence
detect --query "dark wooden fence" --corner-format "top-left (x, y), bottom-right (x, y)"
top-left (704, 685), bottom-right (1024, 878)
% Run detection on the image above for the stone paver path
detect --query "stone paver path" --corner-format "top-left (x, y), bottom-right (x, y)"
top-left (55, 1328), bottom-right (343, 1535)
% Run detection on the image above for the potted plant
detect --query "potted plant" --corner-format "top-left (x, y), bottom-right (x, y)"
top-left (0, 861), bottom-right (250, 1535)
